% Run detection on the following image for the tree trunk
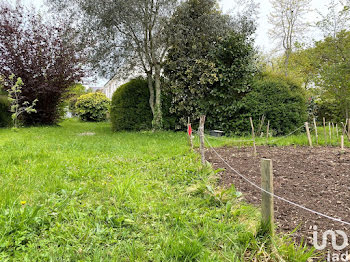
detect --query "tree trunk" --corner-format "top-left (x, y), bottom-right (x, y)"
top-left (147, 71), bottom-right (155, 115)
top-left (152, 63), bottom-right (163, 130)
top-left (284, 49), bottom-right (291, 77)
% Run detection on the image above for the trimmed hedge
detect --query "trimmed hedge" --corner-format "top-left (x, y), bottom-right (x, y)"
top-left (0, 95), bottom-right (11, 127)
top-left (238, 74), bottom-right (307, 135)
top-left (75, 92), bottom-right (110, 122)
top-left (111, 78), bottom-right (153, 131)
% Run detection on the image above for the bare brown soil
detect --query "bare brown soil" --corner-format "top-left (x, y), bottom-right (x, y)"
top-left (206, 146), bottom-right (350, 257)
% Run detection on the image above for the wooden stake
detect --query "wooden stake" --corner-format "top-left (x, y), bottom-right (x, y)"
top-left (266, 120), bottom-right (270, 143)
top-left (313, 118), bottom-right (318, 145)
top-left (336, 123), bottom-right (339, 138)
top-left (258, 115), bottom-right (265, 136)
top-left (188, 117), bottom-right (193, 149)
top-left (249, 117), bottom-right (257, 156)
top-left (341, 135), bottom-right (345, 151)
top-left (305, 122), bottom-right (313, 147)
top-left (261, 158), bottom-right (274, 236)
top-left (199, 115), bottom-right (206, 165)
top-left (329, 122), bottom-right (332, 144)
top-left (323, 117), bottom-right (327, 145)
top-left (332, 122), bottom-right (335, 138)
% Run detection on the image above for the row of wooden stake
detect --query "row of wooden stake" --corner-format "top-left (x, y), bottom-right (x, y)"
top-left (190, 116), bottom-right (349, 166)
top-left (305, 117), bottom-right (349, 151)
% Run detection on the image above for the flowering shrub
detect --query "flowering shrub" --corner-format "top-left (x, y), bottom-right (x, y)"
top-left (75, 93), bottom-right (110, 122)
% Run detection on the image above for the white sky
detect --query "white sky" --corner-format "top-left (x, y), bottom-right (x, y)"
top-left (14, 0), bottom-right (330, 86)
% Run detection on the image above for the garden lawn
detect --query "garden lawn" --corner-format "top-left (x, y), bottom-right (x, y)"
top-left (0, 120), bottom-right (314, 261)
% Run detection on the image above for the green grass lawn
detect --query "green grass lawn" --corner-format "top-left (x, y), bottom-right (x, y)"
top-left (0, 120), bottom-right (315, 261)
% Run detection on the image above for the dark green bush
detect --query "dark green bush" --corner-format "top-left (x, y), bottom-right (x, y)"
top-left (75, 92), bottom-right (110, 122)
top-left (237, 74), bottom-right (307, 135)
top-left (315, 97), bottom-right (343, 123)
top-left (111, 78), bottom-right (153, 131)
top-left (0, 95), bottom-right (11, 127)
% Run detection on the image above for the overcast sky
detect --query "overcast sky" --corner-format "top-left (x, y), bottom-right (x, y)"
top-left (14, 0), bottom-right (330, 86)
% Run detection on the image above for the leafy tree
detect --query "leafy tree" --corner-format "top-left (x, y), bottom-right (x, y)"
top-left (48, 0), bottom-right (178, 130)
top-left (164, 0), bottom-right (257, 128)
top-left (7, 75), bottom-right (38, 128)
top-left (206, 32), bottom-right (257, 132)
top-left (287, 45), bottom-right (318, 89)
top-left (268, 0), bottom-right (311, 76)
top-left (317, 0), bottom-right (350, 38)
top-left (164, 0), bottom-right (232, 126)
top-left (312, 30), bottom-right (350, 119)
top-left (0, 4), bottom-right (83, 125)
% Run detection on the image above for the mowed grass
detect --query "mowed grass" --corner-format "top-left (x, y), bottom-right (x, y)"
top-left (0, 120), bottom-right (315, 261)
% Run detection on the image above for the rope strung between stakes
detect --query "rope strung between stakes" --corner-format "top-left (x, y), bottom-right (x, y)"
top-left (204, 135), bottom-right (350, 227)
top-left (267, 124), bottom-right (307, 144)
top-left (203, 124), bottom-right (307, 145)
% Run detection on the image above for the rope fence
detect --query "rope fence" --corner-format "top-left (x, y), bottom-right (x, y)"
top-left (188, 115), bottom-right (350, 231)
top-left (204, 135), bottom-right (350, 227)
top-left (200, 119), bottom-right (348, 148)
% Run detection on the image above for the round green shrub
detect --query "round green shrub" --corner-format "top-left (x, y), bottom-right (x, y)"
top-left (75, 92), bottom-right (110, 122)
top-left (0, 95), bottom-right (11, 127)
top-left (111, 78), bottom-right (153, 131)
top-left (237, 74), bottom-right (307, 135)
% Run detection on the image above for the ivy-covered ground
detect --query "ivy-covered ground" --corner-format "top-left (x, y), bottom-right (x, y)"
top-left (0, 120), bottom-right (316, 261)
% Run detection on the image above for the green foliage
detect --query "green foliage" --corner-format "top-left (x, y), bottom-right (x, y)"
top-left (111, 78), bottom-right (153, 131)
top-left (61, 83), bottom-right (89, 117)
top-left (236, 74), bottom-right (307, 136)
top-left (286, 30), bottom-right (350, 121)
top-left (205, 32), bottom-right (257, 133)
top-left (164, 0), bottom-right (232, 126)
top-left (314, 95), bottom-right (343, 122)
top-left (7, 75), bottom-right (38, 128)
top-left (0, 95), bottom-right (11, 127)
top-left (312, 30), bottom-right (350, 119)
top-left (164, 0), bottom-right (258, 131)
top-left (75, 92), bottom-right (110, 122)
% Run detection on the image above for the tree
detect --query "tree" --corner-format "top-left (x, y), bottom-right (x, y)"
top-left (164, 0), bottom-right (257, 128)
top-left (206, 32), bottom-right (257, 132)
top-left (0, 4), bottom-right (83, 125)
top-left (317, 0), bottom-right (350, 38)
top-left (7, 75), bottom-right (38, 128)
top-left (164, 0), bottom-right (232, 126)
top-left (268, 0), bottom-right (311, 76)
top-left (312, 30), bottom-right (350, 119)
top-left (48, 0), bottom-right (178, 130)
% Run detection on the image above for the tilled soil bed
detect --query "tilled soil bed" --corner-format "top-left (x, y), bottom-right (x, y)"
top-left (206, 146), bottom-right (350, 258)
